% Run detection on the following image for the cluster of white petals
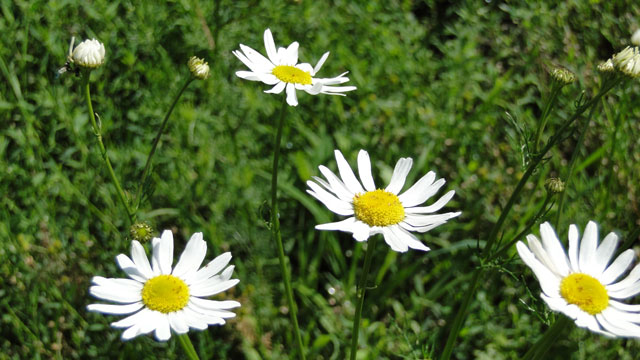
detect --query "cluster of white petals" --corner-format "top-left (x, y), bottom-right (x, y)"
top-left (72, 38), bottom-right (105, 69)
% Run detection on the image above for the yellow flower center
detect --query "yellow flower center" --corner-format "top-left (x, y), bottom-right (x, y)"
top-left (272, 65), bottom-right (312, 85)
top-left (141, 275), bottom-right (190, 313)
top-left (559, 273), bottom-right (609, 315)
top-left (353, 189), bottom-right (405, 227)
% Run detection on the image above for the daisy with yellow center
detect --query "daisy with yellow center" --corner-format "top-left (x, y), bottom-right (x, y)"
top-left (233, 28), bottom-right (356, 106)
top-left (87, 230), bottom-right (240, 341)
top-left (517, 221), bottom-right (640, 337)
top-left (307, 149), bottom-right (461, 252)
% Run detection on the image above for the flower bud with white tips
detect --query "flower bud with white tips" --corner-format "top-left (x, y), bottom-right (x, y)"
top-left (188, 56), bottom-right (210, 80)
top-left (71, 38), bottom-right (105, 69)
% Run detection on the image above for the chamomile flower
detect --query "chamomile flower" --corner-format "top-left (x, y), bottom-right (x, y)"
top-left (71, 38), bottom-right (105, 69)
top-left (307, 149), bottom-right (461, 252)
top-left (517, 221), bottom-right (640, 337)
top-left (233, 28), bottom-right (356, 106)
top-left (87, 230), bottom-right (240, 341)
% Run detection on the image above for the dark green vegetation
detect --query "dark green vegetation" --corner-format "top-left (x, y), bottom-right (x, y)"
top-left (2, 0), bottom-right (640, 359)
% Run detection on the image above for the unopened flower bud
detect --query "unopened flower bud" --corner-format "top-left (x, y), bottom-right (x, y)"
top-left (550, 67), bottom-right (575, 84)
top-left (597, 59), bottom-right (614, 73)
top-left (130, 222), bottom-right (154, 243)
top-left (188, 56), bottom-right (210, 80)
top-left (632, 29), bottom-right (640, 46)
top-left (545, 178), bottom-right (565, 194)
top-left (71, 39), bottom-right (105, 69)
top-left (612, 46), bottom-right (640, 78)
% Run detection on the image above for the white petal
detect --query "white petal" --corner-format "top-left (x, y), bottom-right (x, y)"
top-left (601, 250), bottom-right (636, 285)
top-left (526, 234), bottom-right (560, 276)
top-left (568, 224), bottom-right (580, 272)
top-left (351, 221), bottom-right (373, 242)
top-left (263, 28), bottom-right (278, 64)
top-left (188, 252), bottom-right (232, 285)
top-left (334, 150), bottom-right (365, 194)
top-left (239, 44), bottom-right (274, 72)
top-left (186, 304), bottom-right (226, 325)
top-left (539, 222), bottom-right (570, 277)
top-left (609, 299), bottom-right (640, 312)
top-left (182, 307), bottom-right (209, 330)
top-left (111, 308), bottom-right (153, 328)
top-left (397, 171), bottom-right (436, 206)
top-left (381, 227), bottom-right (409, 252)
top-left (317, 165), bottom-right (355, 202)
top-left (285, 83), bottom-right (298, 106)
top-left (608, 279), bottom-right (640, 299)
top-left (404, 190), bottom-right (456, 214)
top-left (404, 213), bottom-right (460, 227)
top-left (600, 307), bottom-right (640, 336)
top-left (235, 70), bottom-right (267, 82)
top-left (284, 41), bottom-right (299, 66)
top-left (390, 225), bottom-right (429, 251)
top-left (190, 297), bottom-right (241, 310)
top-left (116, 254), bottom-right (148, 282)
top-left (131, 241), bottom-right (154, 279)
top-left (168, 312), bottom-right (189, 334)
top-left (315, 217), bottom-right (357, 232)
top-left (172, 232), bottom-right (207, 279)
top-left (87, 302), bottom-right (144, 315)
top-left (385, 158), bottom-right (413, 195)
top-left (152, 230), bottom-right (174, 275)
top-left (313, 52), bottom-right (330, 75)
top-left (540, 294), bottom-right (579, 318)
top-left (265, 81), bottom-right (286, 94)
top-left (190, 279), bottom-right (240, 297)
top-left (593, 232), bottom-right (619, 276)
top-left (154, 314), bottom-right (172, 341)
top-left (579, 221), bottom-right (598, 275)
top-left (516, 242), bottom-right (561, 297)
top-left (306, 182), bottom-right (354, 216)
top-left (357, 150), bottom-right (376, 192)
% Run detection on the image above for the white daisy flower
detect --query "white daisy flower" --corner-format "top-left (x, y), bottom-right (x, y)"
top-left (87, 230), bottom-right (240, 341)
top-left (232, 28), bottom-right (356, 106)
top-left (612, 46), bottom-right (640, 78)
top-left (517, 221), bottom-right (640, 337)
top-left (307, 149), bottom-right (461, 252)
top-left (71, 38), bottom-right (105, 69)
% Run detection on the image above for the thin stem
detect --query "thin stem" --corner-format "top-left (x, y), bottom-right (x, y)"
top-left (176, 333), bottom-right (200, 360)
top-left (554, 100), bottom-right (599, 229)
top-left (270, 98), bottom-right (306, 360)
top-left (533, 83), bottom-right (562, 153)
top-left (521, 316), bottom-right (571, 360)
top-left (135, 77), bottom-right (194, 213)
top-left (82, 71), bottom-right (134, 224)
top-left (439, 77), bottom-right (620, 360)
top-left (349, 239), bottom-right (377, 360)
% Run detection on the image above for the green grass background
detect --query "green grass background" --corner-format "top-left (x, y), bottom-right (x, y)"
top-left (2, 0), bottom-right (640, 358)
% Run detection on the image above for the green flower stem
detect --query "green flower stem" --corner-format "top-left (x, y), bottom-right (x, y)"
top-left (554, 99), bottom-right (599, 229)
top-left (521, 316), bottom-right (571, 360)
top-left (439, 77), bottom-right (620, 360)
top-left (135, 77), bottom-right (194, 213)
top-left (533, 83), bottom-right (563, 153)
top-left (349, 239), bottom-right (378, 360)
top-left (82, 71), bottom-right (134, 224)
top-left (176, 333), bottom-right (200, 360)
top-left (271, 98), bottom-right (306, 360)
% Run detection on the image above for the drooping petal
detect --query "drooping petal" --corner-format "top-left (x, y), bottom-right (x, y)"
top-left (87, 302), bottom-right (144, 315)
top-left (263, 28), bottom-right (278, 64)
top-left (172, 232), bottom-right (207, 279)
top-left (404, 190), bottom-right (455, 214)
top-left (385, 158), bottom-right (413, 195)
top-left (313, 52), bottom-right (330, 75)
top-left (285, 82), bottom-right (298, 106)
top-left (397, 171), bottom-right (437, 206)
top-left (600, 250), bottom-right (635, 285)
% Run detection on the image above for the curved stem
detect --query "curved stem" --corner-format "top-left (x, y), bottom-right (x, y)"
top-left (533, 84), bottom-right (562, 153)
top-left (176, 333), bottom-right (200, 360)
top-left (521, 316), bottom-right (571, 360)
top-left (439, 77), bottom-right (620, 360)
top-left (135, 77), bottom-right (194, 213)
top-left (349, 239), bottom-right (377, 360)
top-left (83, 71), bottom-right (134, 224)
top-left (270, 98), bottom-right (306, 359)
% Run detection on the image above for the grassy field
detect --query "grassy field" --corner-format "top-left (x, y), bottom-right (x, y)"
top-left (2, 0), bottom-right (640, 359)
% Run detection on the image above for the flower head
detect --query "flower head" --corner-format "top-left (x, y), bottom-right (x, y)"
top-left (550, 67), bottom-right (576, 84)
top-left (71, 38), bottom-right (105, 69)
top-left (129, 222), bottom-right (154, 243)
top-left (544, 178), bottom-right (565, 194)
top-left (188, 56), bottom-right (210, 80)
top-left (612, 46), bottom-right (640, 78)
top-left (88, 230), bottom-right (240, 341)
top-left (597, 59), bottom-right (615, 73)
top-left (517, 221), bottom-right (640, 337)
top-left (307, 149), bottom-right (460, 252)
top-left (233, 28), bottom-right (356, 106)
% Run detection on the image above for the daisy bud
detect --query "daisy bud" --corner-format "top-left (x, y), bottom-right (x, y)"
top-left (632, 29), bottom-right (640, 46)
top-left (612, 46), bottom-right (640, 78)
top-left (597, 59), bottom-right (614, 73)
top-left (129, 222), bottom-right (154, 243)
top-left (550, 66), bottom-right (575, 85)
top-left (188, 56), bottom-right (210, 80)
top-left (545, 178), bottom-right (565, 194)
top-left (71, 39), bottom-right (105, 69)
